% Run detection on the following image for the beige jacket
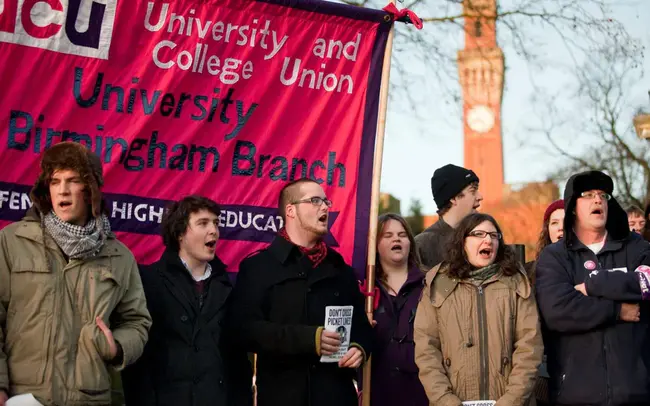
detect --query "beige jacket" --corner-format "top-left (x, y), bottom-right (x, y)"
top-left (0, 214), bottom-right (151, 405)
top-left (414, 265), bottom-right (543, 406)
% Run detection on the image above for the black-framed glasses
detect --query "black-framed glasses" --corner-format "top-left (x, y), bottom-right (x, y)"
top-left (292, 196), bottom-right (333, 208)
top-left (467, 230), bottom-right (502, 240)
top-left (580, 191), bottom-right (611, 201)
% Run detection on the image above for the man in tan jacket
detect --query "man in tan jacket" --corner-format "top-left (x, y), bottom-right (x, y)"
top-left (0, 142), bottom-right (151, 406)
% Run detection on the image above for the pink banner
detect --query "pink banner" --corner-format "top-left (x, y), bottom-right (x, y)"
top-left (0, 0), bottom-right (389, 273)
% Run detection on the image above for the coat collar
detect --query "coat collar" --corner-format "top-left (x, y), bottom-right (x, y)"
top-left (377, 265), bottom-right (425, 296)
top-left (425, 263), bottom-right (531, 306)
top-left (266, 236), bottom-right (348, 285)
top-left (268, 235), bottom-right (343, 265)
top-left (407, 265), bottom-right (425, 285)
top-left (421, 217), bottom-right (453, 236)
top-left (268, 234), bottom-right (299, 265)
top-left (157, 249), bottom-right (231, 317)
top-left (566, 232), bottom-right (625, 254)
top-left (436, 216), bottom-right (453, 231)
top-left (160, 249), bottom-right (228, 277)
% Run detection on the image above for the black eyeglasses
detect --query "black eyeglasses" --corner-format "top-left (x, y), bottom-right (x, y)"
top-left (292, 196), bottom-right (332, 208)
top-left (580, 191), bottom-right (611, 201)
top-left (467, 230), bottom-right (502, 240)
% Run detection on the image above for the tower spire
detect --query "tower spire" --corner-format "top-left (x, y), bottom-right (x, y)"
top-left (458, 0), bottom-right (505, 204)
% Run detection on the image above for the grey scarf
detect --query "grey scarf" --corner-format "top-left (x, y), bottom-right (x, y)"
top-left (43, 211), bottom-right (111, 259)
top-left (467, 263), bottom-right (500, 286)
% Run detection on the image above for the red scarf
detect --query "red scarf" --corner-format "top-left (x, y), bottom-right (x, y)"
top-left (278, 228), bottom-right (327, 268)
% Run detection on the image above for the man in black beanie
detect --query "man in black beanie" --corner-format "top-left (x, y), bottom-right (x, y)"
top-left (415, 164), bottom-right (482, 269)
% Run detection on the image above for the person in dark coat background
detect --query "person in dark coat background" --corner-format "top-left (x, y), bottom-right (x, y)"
top-left (122, 196), bottom-right (252, 406)
top-left (362, 213), bottom-right (428, 406)
top-left (523, 199), bottom-right (564, 406)
top-left (644, 203), bottom-right (650, 242)
top-left (627, 205), bottom-right (647, 236)
top-left (230, 178), bottom-right (373, 406)
top-left (525, 199), bottom-right (565, 281)
top-left (535, 170), bottom-right (650, 406)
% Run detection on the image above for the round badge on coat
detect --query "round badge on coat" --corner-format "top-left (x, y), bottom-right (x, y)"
top-left (584, 260), bottom-right (596, 270)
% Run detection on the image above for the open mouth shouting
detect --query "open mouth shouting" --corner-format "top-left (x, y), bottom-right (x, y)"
top-left (205, 240), bottom-right (217, 251)
top-left (590, 207), bottom-right (605, 217)
top-left (318, 213), bottom-right (328, 225)
top-left (390, 243), bottom-right (403, 253)
top-left (478, 247), bottom-right (493, 259)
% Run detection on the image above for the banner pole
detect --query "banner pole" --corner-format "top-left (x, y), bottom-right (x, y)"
top-left (362, 3), bottom-right (396, 406)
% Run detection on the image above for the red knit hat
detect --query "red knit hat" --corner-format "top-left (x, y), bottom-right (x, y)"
top-left (544, 199), bottom-right (565, 223)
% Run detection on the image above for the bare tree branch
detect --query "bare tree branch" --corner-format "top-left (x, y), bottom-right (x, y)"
top-left (332, 0), bottom-right (638, 116)
top-left (528, 40), bottom-right (650, 208)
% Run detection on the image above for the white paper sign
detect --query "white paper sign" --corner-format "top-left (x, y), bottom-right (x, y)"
top-left (462, 401), bottom-right (496, 406)
top-left (6, 394), bottom-right (44, 406)
top-left (320, 305), bottom-right (353, 363)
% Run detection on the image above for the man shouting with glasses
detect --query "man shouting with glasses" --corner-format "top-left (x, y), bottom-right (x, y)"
top-left (230, 178), bottom-right (373, 406)
top-left (536, 170), bottom-right (650, 406)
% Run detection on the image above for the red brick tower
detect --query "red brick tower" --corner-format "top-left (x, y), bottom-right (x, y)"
top-left (458, 0), bottom-right (505, 205)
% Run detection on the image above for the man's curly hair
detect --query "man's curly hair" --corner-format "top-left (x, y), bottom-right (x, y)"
top-left (30, 142), bottom-right (105, 219)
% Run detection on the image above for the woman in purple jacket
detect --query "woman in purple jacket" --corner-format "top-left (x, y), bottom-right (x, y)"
top-left (364, 213), bottom-right (428, 406)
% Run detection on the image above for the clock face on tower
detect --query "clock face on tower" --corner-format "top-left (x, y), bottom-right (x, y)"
top-left (467, 105), bottom-right (495, 134)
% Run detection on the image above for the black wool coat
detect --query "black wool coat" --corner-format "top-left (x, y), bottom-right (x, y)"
top-left (121, 250), bottom-right (252, 406)
top-left (230, 236), bottom-right (374, 406)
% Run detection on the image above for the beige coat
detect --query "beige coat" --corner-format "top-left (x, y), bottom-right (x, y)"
top-left (0, 214), bottom-right (151, 405)
top-left (414, 265), bottom-right (543, 406)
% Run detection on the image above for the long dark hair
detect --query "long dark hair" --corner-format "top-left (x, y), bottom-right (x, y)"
top-left (535, 216), bottom-right (553, 260)
top-left (443, 213), bottom-right (519, 279)
top-left (375, 213), bottom-right (422, 283)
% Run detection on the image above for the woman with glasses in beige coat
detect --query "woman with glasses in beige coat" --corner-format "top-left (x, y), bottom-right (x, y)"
top-left (414, 213), bottom-right (543, 406)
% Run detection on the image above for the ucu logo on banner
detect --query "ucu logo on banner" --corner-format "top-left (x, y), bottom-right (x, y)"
top-left (0, 0), bottom-right (117, 59)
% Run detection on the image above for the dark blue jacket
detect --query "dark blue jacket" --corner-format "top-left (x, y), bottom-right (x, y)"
top-left (535, 172), bottom-right (650, 406)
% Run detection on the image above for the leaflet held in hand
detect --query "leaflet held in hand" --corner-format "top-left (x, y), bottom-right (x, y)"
top-left (320, 305), bottom-right (353, 363)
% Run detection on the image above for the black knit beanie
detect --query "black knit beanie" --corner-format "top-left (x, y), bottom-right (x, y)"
top-left (430, 164), bottom-right (479, 209)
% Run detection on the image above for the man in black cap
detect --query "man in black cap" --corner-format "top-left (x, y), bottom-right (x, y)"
top-left (536, 170), bottom-right (650, 406)
top-left (415, 164), bottom-right (482, 269)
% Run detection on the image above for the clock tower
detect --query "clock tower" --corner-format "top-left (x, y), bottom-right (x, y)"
top-left (458, 0), bottom-right (505, 204)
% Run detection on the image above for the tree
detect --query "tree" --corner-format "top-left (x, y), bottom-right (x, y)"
top-left (483, 181), bottom-right (560, 261)
top-left (528, 39), bottom-right (650, 208)
top-left (378, 193), bottom-right (402, 215)
top-left (406, 198), bottom-right (425, 234)
top-left (335, 0), bottom-right (632, 114)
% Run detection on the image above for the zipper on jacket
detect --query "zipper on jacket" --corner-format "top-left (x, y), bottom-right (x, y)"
top-left (477, 286), bottom-right (489, 400)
